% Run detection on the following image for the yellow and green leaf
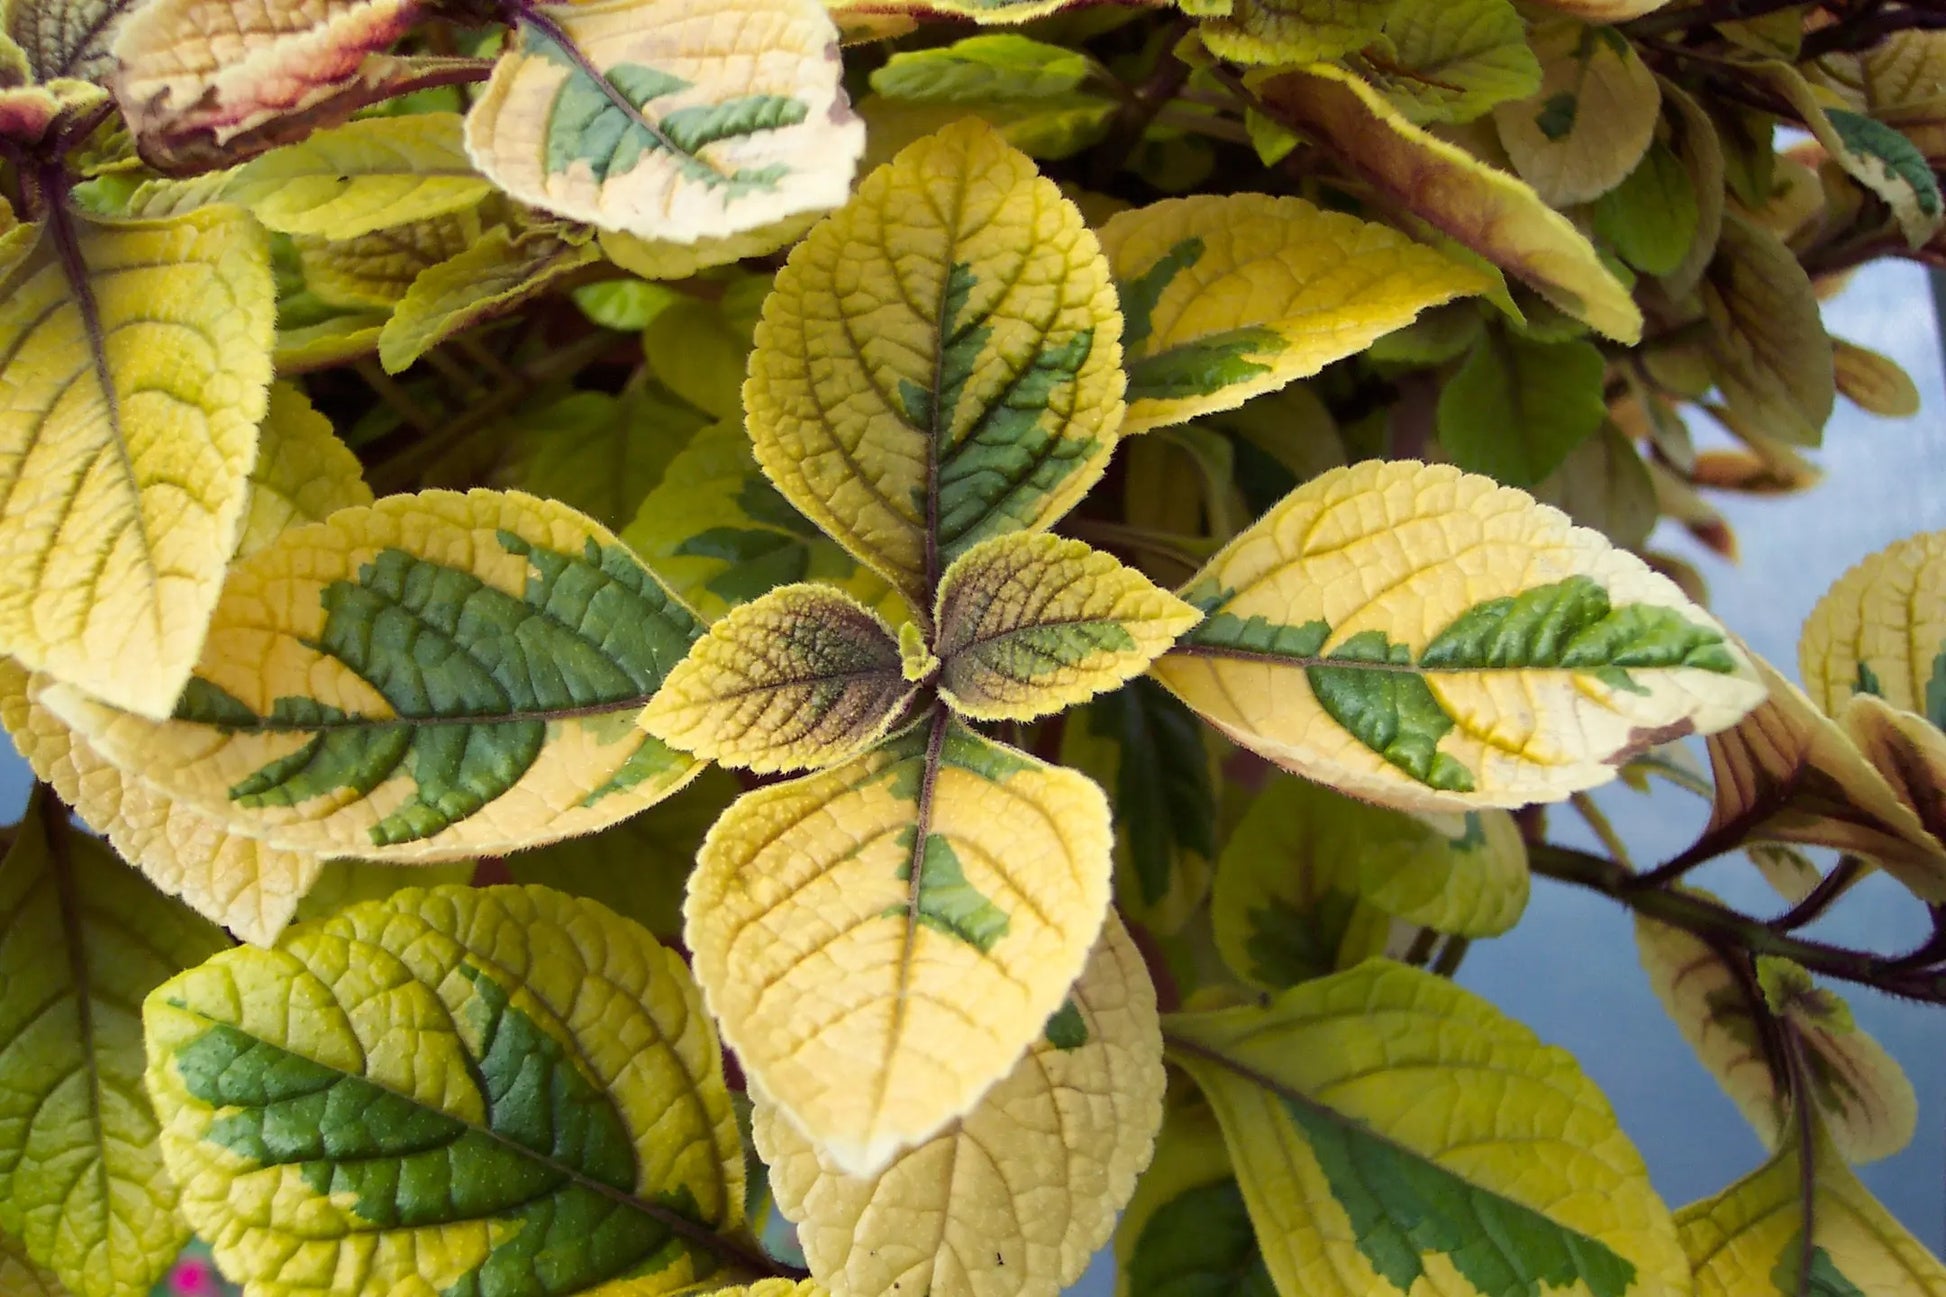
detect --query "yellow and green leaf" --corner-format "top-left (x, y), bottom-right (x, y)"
top-left (1798, 529), bottom-right (1946, 726)
top-left (41, 490), bottom-right (707, 861)
top-left (1841, 692), bottom-right (1946, 850)
top-left (686, 713), bottom-right (1112, 1175)
top-left (645, 583), bottom-right (918, 773)
top-left (1061, 677), bottom-right (1220, 936)
top-left (0, 1231), bottom-right (68, 1297)
top-left (1592, 140), bottom-right (1702, 277)
top-left (4, 0), bottom-right (144, 82)
top-left (932, 532), bottom-right (1199, 722)
top-left (1701, 214), bottom-right (1835, 449)
top-left (501, 386), bottom-right (710, 534)
top-left (289, 857), bottom-right (474, 925)
top-left (221, 113), bottom-right (492, 238)
top-left (1679, 1124), bottom-right (1946, 1297)
top-left (462, 0), bottom-right (864, 242)
top-left (1764, 63), bottom-right (1944, 248)
top-left (1152, 460), bottom-right (1765, 812)
top-left (379, 223), bottom-right (602, 373)
top-left (144, 883), bottom-right (748, 1297)
top-left (1166, 960), bottom-right (1691, 1297)
top-left (0, 790), bottom-right (231, 1297)
top-left (0, 204), bottom-right (274, 718)
top-left (1254, 64), bottom-right (1642, 343)
top-left (1637, 912), bottom-right (1917, 1165)
top-left (1199, 0), bottom-right (1393, 67)
top-left (1832, 338), bottom-right (1923, 417)
top-left (1361, 0), bottom-right (1542, 125)
top-left (865, 34), bottom-right (1118, 160)
top-left (1113, 1099), bottom-right (1271, 1297)
top-left (745, 119), bottom-right (1126, 607)
top-left (754, 913), bottom-right (1165, 1297)
top-left (1098, 192), bottom-right (1491, 433)
top-left (1214, 775), bottom-right (1527, 989)
top-left (598, 214), bottom-right (817, 283)
top-left (236, 381), bottom-right (374, 559)
top-left (1491, 20), bottom-right (1661, 206)
top-left (294, 212), bottom-right (481, 312)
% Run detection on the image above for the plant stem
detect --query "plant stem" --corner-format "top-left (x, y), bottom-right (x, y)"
top-left (1431, 936), bottom-right (1472, 978)
top-left (1769, 855), bottom-right (1866, 932)
top-left (1089, 16), bottom-right (1195, 189)
top-left (1530, 843), bottom-right (1946, 1001)
top-left (1569, 792), bottom-right (1634, 870)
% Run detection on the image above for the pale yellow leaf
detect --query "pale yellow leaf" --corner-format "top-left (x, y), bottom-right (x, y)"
top-left (1493, 20), bottom-right (1661, 205)
top-left (1798, 529), bottom-right (1946, 723)
top-left (378, 223), bottom-right (600, 372)
top-left (222, 113), bottom-right (492, 238)
top-left (235, 381), bottom-right (373, 559)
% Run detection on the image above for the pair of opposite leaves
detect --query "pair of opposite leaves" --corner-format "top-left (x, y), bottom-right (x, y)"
top-left (36, 119), bottom-right (1769, 1180)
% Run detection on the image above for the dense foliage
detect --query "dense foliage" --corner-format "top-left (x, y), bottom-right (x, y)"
top-left (0, 1), bottom-right (1943, 1296)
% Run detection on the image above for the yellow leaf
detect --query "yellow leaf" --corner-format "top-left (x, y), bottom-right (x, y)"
top-left (110, 0), bottom-right (431, 171)
top-left (644, 583), bottom-right (917, 773)
top-left (143, 884), bottom-right (749, 1297)
top-left (705, 1284), bottom-right (828, 1297)
top-left (1637, 911), bottom-right (1917, 1164)
top-left (0, 790), bottom-right (231, 1297)
top-left (753, 913), bottom-right (1164, 1297)
top-left (1255, 64), bottom-right (1642, 343)
top-left (222, 113), bottom-right (492, 238)
top-left (1167, 961), bottom-right (1692, 1297)
top-left (1098, 193), bottom-right (1490, 433)
top-left (933, 533), bottom-right (1199, 722)
top-left (1152, 460), bottom-right (1765, 812)
top-left (1698, 653), bottom-right (1946, 902)
top-left (645, 297), bottom-right (755, 423)
top-left (687, 714), bottom-right (1112, 1175)
top-left (1199, 0), bottom-right (1392, 67)
top-left (463, 0), bottom-right (864, 243)
top-left (745, 118), bottom-right (1126, 608)
top-left (599, 215), bottom-right (819, 282)
top-left (1214, 775), bottom-right (1526, 989)
top-left (1362, 0), bottom-right (1542, 126)
top-left (41, 489), bottom-right (708, 861)
top-left (1491, 21), bottom-right (1661, 206)
top-left (1679, 1125), bottom-right (1946, 1297)
top-left (295, 210), bottom-right (481, 311)
top-left (0, 205), bottom-right (274, 718)
top-left (379, 223), bottom-right (602, 372)
top-left (1833, 338), bottom-right (1922, 416)
top-left (235, 381), bottom-right (374, 558)
top-left (1798, 529), bottom-right (1946, 723)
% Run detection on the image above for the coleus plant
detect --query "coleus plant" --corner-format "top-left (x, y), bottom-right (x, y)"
top-left (0, 0), bottom-right (1943, 1295)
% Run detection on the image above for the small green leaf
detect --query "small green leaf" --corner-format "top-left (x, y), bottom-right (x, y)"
top-left (1437, 330), bottom-right (1607, 487)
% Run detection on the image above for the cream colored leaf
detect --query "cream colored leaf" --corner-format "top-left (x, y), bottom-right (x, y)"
top-left (0, 205), bottom-right (274, 717)
top-left (754, 913), bottom-right (1163, 1297)
top-left (1679, 1125), bottom-right (1946, 1297)
top-left (746, 118), bottom-right (1125, 607)
top-left (222, 113), bottom-right (492, 237)
top-left (462, 0), bottom-right (863, 243)
top-left (1167, 961), bottom-right (1692, 1297)
top-left (1637, 912), bottom-right (1917, 1164)
top-left (1746, 841), bottom-right (1823, 905)
top-left (41, 489), bottom-right (707, 862)
top-left (235, 381), bottom-right (373, 558)
top-left (1799, 529), bottom-right (1946, 724)
top-left (644, 583), bottom-right (916, 773)
top-left (1255, 64), bottom-right (1642, 343)
top-left (826, 0), bottom-right (1080, 23)
top-left (1152, 460), bottom-right (1765, 812)
top-left (1698, 653), bottom-right (1946, 902)
top-left (1764, 62), bottom-right (1944, 248)
top-left (686, 714), bottom-right (1112, 1175)
top-left (1098, 193), bottom-right (1491, 433)
top-left (378, 224), bottom-right (600, 372)
top-left (933, 533), bottom-right (1199, 722)
top-left (110, 0), bottom-right (432, 171)
top-left (1492, 21), bottom-right (1660, 206)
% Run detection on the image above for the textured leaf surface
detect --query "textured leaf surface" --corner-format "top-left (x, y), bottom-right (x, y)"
top-left (1152, 460), bottom-right (1764, 812)
top-left (754, 913), bottom-right (1164, 1297)
top-left (0, 792), bottom-right (230, 1297)
top-left (866, 35), bottom-right (1116, 161)
top-left (1702, 214), bottom-right (1835, 449)
top-left (379, 224), bottom-right (601, 373)
top-left (1492, 21), bottom-right (1660, 206)
top-left (645, 583), bottom-right (916, 773)
top-left (144, 884), bottom-right (747, 1297)
top-left (1679, 1126), bottom-right (1946, 1297)
top-left (1799, 530), bottom-right (1946, 726)
top-left (619, 419), bottom-right (900, 624)
top-left (44, 490), bottom-right (705, 861)
top-left (746, 119), bottom-right (1125, 607)
top-left (1200, 0), bottom-right (1393, 66)
top-left (1364, 0), bottom-right (1541, 125)
top-left (5, 0), bottom-right (142, 80)
top-left (1637, 914), bottom-right (1916, 1164)
top-left (236, 381), bottom-right (373, 559)
top-left (687, 714), bottom-right (1112, 1175)
top-left (222, 113), bottom-right (492, 238)
top-left (110, 0), bottom-right (429, 169)
top-left (933, 533), bottom-right (1198, 722)
top-left (0, 205), bottom-right (273, 717)
top-left (501, 387), bottom-right (708, 534)
top-left (1698, 654), bottom-right (1946, 902)
top-left (0, 1231), bottom-right (68, 1297)
top-left (1061, 678), bottom-right (1216, 935)
top-left (1167, 961), bottom-right (1691, 1297)
top-left (1256, 65), bottom-right (1641, 343)
top-left (1113, 1100), bottom-right (1271, 1297)
top-left (1214, 775), bottom-right (1527, 990)
top-left (1099, 193), bottom-right (1490, 433)
top-left (463, 0), bottom-right (863, 242)
top-left (1437, 331), bottom-right (1606, 487)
